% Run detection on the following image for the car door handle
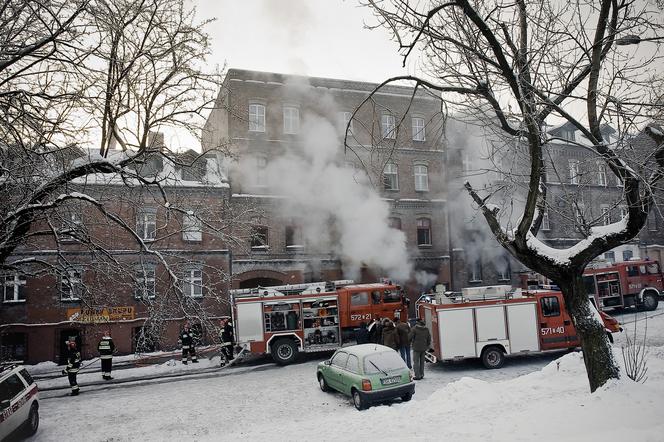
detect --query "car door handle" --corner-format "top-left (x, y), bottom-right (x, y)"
top-left (563, 320), bottom-right (571, 325)
top-left (540, 322), bottom-right (546, 327)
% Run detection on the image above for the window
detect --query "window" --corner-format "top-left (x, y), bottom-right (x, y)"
top-left (248, 103), bottom-right (266, 132)
top-left (597, 162), bottom-right (607, 186)
top-left (648, 213), bottom-right (658, 231)
top-left (0, 333), bottom-right (27, 362)
top-left (2, 274), bottom-right (26, 303)
top-left (562, 128), bottom-right (575, 142)
top-left (541, 209), bottom-right (551, 231)
top-left (134, 265), bottom-right (156, 299)
top-left (623, 249), bottom-right (634, 262)
top-left (470, 260), bottom-right (482, 282)
top-left (346, 354), bottom-right (360, 373)
top-left (574, 203), bottom-right (585, 225)
top-left (182, 213), bottom-right (202, 242)
top-left (388, 217), bottom-right (402, 230)
top-left (383, 163), bottom-right (399, 190)
top-left (568, 160), bottom-right (580, 185)
top-left (341, 112), bottom-right (354, 134)
top-left (364, 350), bottom-right (407, 374)
top-left (414, 165), bottom-right (429, 191)
top-left (381, 114), bottom-right (396, 139)
top-left (136, 209), bottom-right (157, 241)
top-left (462, 153), bottom-right (472, 173)
top-left (412, 117), bottom-right (425, 141)
top-left (498, 259), bottom-right (511, 281)
top-left (620, 205), bottom-right (629, 220)
top-left (183, 268), bottom-right (203, 298)
top-left (61, 211), bottom-right (82, 242)
top-left (0, 374), bottom-right (25, 402)
top-left (177, 161), bottom-right (206, 182)
top-left (371, 291), bottom-right (382, 304)
top-left (417, 218), bottom-right (431, 246)
top-left (383, 290), bottom-right (401, 303)
top-left (604, 251), bottom-right (616, 263)
top-left (601, 205), bottom-right (611, 226)
top-left (60, 268), bottom-right (83, 301)
top-left (283, 106), bottom-right (299, 134)
top-left (250, 222), bottom-right (269, 249)
top-left (331, 351), bottom-right (348, 368)
top-left (627, 265), bottom-right (639, 276)
top-left (285, 225), bottom-right (302, 248)
top-left (351, 292), bottom-right (369, 306)
top-left (540, 296), bottom-right (561, 317)
top-left (255, 156), bottom-right (267, 186)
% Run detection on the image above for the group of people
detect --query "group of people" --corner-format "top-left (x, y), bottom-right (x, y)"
top-left (178, 318), bottom-right (235, 365)
top-left (62, 331), bottom-right (116, 396)
top-left (356, 316), bottom-right (431, 380)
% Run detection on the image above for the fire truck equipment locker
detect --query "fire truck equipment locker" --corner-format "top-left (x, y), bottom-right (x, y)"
top-left (236, 302), bottom-right (264, 342)
top-left (506, 302), bottom-right (540, 353)
top-left (439, 308), bottom-right (476, 359)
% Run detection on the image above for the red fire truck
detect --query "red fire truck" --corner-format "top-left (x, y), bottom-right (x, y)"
top-left (416, 288), bottom-right (621, 369)
top-left (230, 280), bottom-right (409, 365)
top-left (582, 260), bottom-right (661, 311)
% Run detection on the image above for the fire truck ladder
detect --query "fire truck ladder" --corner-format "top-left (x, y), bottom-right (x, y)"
top-left (229, 280), bottom-right (355, 298)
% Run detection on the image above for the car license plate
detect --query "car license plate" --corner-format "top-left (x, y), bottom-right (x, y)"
top-left (381, 376), bottom-right (401, 385)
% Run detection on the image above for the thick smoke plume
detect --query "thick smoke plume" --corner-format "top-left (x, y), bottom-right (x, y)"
top-left (264, 112), bottom-right (412, 281)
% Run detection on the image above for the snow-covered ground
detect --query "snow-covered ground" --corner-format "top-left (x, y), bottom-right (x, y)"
top-left (28, 306), bottom-right (664, 441)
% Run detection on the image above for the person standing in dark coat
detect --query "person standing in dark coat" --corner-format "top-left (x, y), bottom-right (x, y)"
top-left (395, 317), bottom-right (412, 369)
top-left (97, 330), bottom-right (116, 380)
top-left (410, 319), bottom-right (432, 380)
top-left (381, 319), bottom-right (399, 350)
top-left (61, 339), bottom-right (81, 396)
top-left (180, 322), bottom-right (198, 364)
top-left (355, 322), bottom-right (370, 344)
top-left (219, 318), bottom-right (235, 366)
top-left (368, 316), bottom-right (383, 344)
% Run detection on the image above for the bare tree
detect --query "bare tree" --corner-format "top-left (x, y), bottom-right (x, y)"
top-left (0, 0), bottom-right (239, 346)
top-left (358, 0), bottom-right (664, 391)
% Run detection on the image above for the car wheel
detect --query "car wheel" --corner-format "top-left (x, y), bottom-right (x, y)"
top-left (641, 291), bottom-right (659, 311)
top-left (352, 389), bottom-right (367, 411)
top-left (270, 339), bottom-right (298, 365)
top-left (318, 373), bottom-right (330, 392)
top-left (25, 403), bottom-right (39, 436)
top-left (481, 346), bottom-right (505, 369)
top-left (401, 392), bottom-right (413, 402)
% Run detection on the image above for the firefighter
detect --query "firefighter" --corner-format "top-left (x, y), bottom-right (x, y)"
top-left (61, 338), bottom-right (81, 396)
top-left (97, 330), bottom-right (116, 380)
top-left (219, 318), bottom-right (235, 366)
top-left (180, 322), bottom-right (198, 364)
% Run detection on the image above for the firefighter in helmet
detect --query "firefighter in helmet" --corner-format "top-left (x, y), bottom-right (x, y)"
top-left (61, 338), bottom-right (81, 396)
top-left (180, 322), bottom-right (198, 364)
top-left (219, 318), bottom-right (235, 366)
top-left (97, 329), bottom-right (116, 380)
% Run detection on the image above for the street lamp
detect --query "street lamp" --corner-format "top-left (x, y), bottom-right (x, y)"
top-left (615, 34), bottom-right (664, 46)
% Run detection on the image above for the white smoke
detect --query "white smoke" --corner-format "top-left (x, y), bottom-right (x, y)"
top-left (413, 270), bottom-right (438, 289)
top-left (264, 113), bottom-right (412, 281)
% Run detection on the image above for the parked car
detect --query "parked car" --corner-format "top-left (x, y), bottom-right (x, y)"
top-left (316, 344), bottom-right (415, 410)
top-left (0, 364), bottom-right (39, 441)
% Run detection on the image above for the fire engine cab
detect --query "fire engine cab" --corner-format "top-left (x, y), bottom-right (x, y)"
top-left (416, 286), bottom-right (621, 369)
top-left (230, 280), bottom-right (409, 365)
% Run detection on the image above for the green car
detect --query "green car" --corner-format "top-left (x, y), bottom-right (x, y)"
top-left (317, 344), bottom-right (415, 410)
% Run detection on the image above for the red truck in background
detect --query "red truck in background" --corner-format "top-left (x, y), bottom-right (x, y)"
top-left (416, 288), bottom-right (621, 369)
top-left (230, 280), bottom-right (408, 365)
top-left (521, 259), bottom-right (662, 312)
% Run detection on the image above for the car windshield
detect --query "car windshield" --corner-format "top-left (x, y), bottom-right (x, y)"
top-left (363, 351), bottom-right (406, 374)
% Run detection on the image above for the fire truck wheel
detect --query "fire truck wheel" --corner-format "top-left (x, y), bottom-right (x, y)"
top-left (641, 291), bottom-right (659, 312)
top-left (352, 389), bottom-right (367, 410)
top-left (481, 346), bottom-right (505, 369)
top-left (318, 373), bottom-right (330, 392)
top-left (271, 339), bottom-right (298, 365)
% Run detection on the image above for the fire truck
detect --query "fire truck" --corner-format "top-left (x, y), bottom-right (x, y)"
top-left (416, 287), bottom-right (621, 369)
top-left (582, 260), bottom-right (661, 311)
top-left (230, 280), bottom-right (409, 365)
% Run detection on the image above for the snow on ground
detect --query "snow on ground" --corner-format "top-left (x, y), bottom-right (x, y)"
top-left (28, 306), bottom-right (664, 442)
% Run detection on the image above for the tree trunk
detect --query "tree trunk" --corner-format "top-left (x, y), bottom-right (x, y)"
top-left (557, 272), bottom-right (620, 392)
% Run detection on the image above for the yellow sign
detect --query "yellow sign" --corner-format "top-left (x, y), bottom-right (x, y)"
top-left (67, 306), bottom-right (135, 323)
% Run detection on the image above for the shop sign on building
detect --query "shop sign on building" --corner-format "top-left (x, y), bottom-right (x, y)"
top-left (67, 306), bottom-right (135, 323)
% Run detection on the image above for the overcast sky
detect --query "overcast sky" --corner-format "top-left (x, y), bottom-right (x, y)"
top-left (196, 0), bottom-right (410, 82)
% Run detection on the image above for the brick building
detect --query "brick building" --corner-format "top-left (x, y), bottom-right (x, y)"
top-left (203, 69), bottom-right (453, 298)
top-left (1, 146), bottom-right (232, 364)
